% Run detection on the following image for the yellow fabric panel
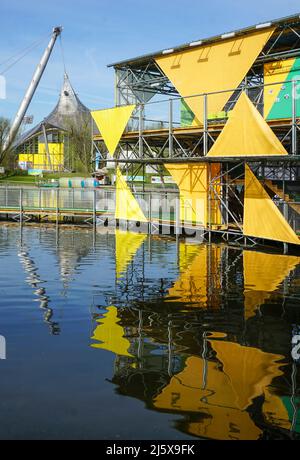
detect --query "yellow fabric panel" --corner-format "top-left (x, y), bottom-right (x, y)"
top-left (243, 250), bottom-right (300, 319)
top-left (166, 163), bottom-right (208, 225)
top-left (210, 163), bottom-right (222, 225)
top-left (166, 163), bottom-right (221, 225)
top-left (91, 105), bottom-right (135, 156)
top-left (115, 167), bottom-right (147, 222)
top-left (211, 341), bottom-right (284, 411)
top-left (37, 143), bottom-right (64, 168)
top-left (153, 355), bottom-right (261, 440)
top-left (263, 388), bottom-right (291, 431)
top-left (115, 229), bottom-right (147, 279)
top-left (91, 306), bottom-right (133, 357)
top-left (244, 165), bottom-right (300, 245)
top-left (155, 29), bottom-right (274, 124)
top-left (19, 154), bottom-right (34, 163)
top-left (19, 144), bottom-right (64, 169)
top-left (207, 92), bottom-right (288, 157)
top-left (264, 58), bottom-right (295, 118)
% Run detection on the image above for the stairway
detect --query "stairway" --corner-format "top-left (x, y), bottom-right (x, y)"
top-left (264, 180), bottom-right (300, 215)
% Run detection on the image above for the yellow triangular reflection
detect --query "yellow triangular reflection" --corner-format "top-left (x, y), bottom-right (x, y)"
top-left (243, 250), bottom-right (300, 319)
top-left (91, 105), bottom-right (135, 156)
top-left (208, 93), bottom-right (288, 157)
top-left (243, 165), bottom-right (300, 245)
top-left (153, 355), bottom-right (262, 440)
top-left (91, 306), bottom-right (133, 357)
top-left (115, 229), bottom-right (147, 279)
top-left (210, 341), bottom-right (284, 411)
top-left (115, 167), bottom-right (147, 223)
top-left (263, 388), bottom-right (291, 431)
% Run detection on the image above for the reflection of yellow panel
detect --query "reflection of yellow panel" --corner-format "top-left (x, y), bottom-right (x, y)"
top-left (244, 165), bottom-right (300, 245)
top-left (243, 250), bottom-right (300, 319)
top-left (208, 93), bottom-right (288, 157)
top-left (167, 244), bottom-right (221, 308)
top-left (91, 306), bottom-right (133, 357)
top-left (166, 163), bottom-right (221, 225)
top-left (153, 355), bottom-right (261, 440)
top-left (91, 105), bottom-right (135, 156)
top-left (167, 245), bottom-right (208, 305)
top-left (211, 341), bottom-right (284, 411)
top-left (186, 409), bottom-right (260, 441)
top-left (156, 29), bottom-right (274, 124)
top-left (115, 229), bottom-right (147, 279)
top-left (115, 167), bottom-right (147, 223)
top-left (263, 388), bottom-right (291, 431)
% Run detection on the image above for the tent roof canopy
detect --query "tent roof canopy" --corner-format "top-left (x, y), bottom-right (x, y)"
top-left (14, 73), bottom-right (90, 148)
top-left (108, 13), bottom-right (300, 69)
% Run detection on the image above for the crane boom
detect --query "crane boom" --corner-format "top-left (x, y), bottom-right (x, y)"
top-left (3, 26), bottom-right (62, 152)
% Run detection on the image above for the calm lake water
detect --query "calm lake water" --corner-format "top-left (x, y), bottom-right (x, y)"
top-left (0, 223), bottom-right (300, 440)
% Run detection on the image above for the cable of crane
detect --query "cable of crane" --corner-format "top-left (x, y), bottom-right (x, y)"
top-left (59, 34), bottom-right (67, 74)
top-left (0, 32), bottom-right (51, 75)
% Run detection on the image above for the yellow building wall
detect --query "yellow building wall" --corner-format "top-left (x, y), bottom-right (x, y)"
top-left (19, 142), bottom-right (64, 170)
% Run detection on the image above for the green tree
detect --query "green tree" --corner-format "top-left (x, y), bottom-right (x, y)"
top-left (0, 117), bottom-right (13, 166)
top-left (64, 117), bottom-right (93, 174)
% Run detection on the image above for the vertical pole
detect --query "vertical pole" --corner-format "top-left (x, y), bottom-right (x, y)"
top-left (38, 187), bottom-right (41, 222)
top-left (148, 191), bottom-right (152, 234)
top-left (225, 163), bottom-right (229, 239)
top-left (283, 201), bottom-right (289, 254)
top-left (169, 98), bottom-right (173, 158)
top-left (292, 79), bottom-right (297, 155)
top-left (139, 104), bottom-right (143, 159)
top-left (93, 188), bottom-right (96, 229)
top-left (72, 187), bottom-right (75, 210)
top-left (175, 194), bottom-right (180, 235)
top-left (208, 163), bottom-right (212, 243)
top-left (168, 320), bottom-right (173, 376)
top-left (203, 94), bottom-right (208, 156)
top-left (56, 188), bottom-right (59, 225)
top-left (19, 188), bottom-right (23, 225)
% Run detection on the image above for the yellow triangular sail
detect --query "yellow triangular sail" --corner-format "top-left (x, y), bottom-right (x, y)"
top-left (243, 250), bottom-right (300, 319)
top-left (243, 165), bottom-right (300, 245)
top-left (208, 93), bottom-right (288, 157)
top-left (91, 105), bottom-right (135, 155)
top-left (91, 306), bottom-right (133, 357)
top-left (115, 167), bottom-right (147, 223)
top-left (155, 29), bottom-right (274, 124)
top-left (115, 229), bottom-right (147, 279)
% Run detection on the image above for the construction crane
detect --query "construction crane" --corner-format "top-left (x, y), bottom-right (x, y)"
top-left (3, 26), bottom-right (63, 153)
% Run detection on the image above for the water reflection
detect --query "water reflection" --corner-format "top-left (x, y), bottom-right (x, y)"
top-left (89, 233), bottom-right (300, 440)
top-left (1, 224), bottom-right (300, 439)
top-left (18, 246), bottom-right (60, 335)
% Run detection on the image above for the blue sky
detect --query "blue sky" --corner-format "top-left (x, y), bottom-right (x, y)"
top-left (0, 0), bottom-right (300, 126)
